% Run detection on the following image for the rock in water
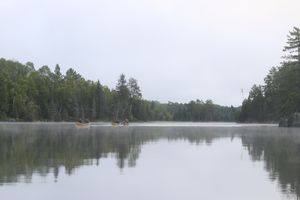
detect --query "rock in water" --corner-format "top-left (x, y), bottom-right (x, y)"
top-left (279, 113), bottom-right (300, 127)
top-left (279, 118), bottom-right (288, 127)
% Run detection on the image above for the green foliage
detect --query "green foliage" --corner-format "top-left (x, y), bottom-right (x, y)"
top-left (0, 58), bottom-right (237, 121)
top-left (283, 27), bottom-right (300, 63)
top-left (113, 74), bottom-right (131, 120)
top-left (168, 99), bottom-right (237, 122)
top-left (128, 78), bottom-right (142, 99)
top-left (240, 27), bottom-right (300, 122)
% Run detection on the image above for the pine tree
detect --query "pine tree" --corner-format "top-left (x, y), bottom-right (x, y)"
top-left (283, 27), bottom-right (300, 63)
top-left (115, 74), bottom-right (130, 120)
top-left (95, 81), bottom-right (105, 119)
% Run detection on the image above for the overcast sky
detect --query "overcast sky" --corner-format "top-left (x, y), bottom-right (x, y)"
top-left (0, 0), bottom-right (299, 106)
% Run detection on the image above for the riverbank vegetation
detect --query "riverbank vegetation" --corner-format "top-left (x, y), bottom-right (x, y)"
top-left (0, 59), bottom-right (238, 121)
top-left (239, 27), bottom-right (300, 122)
top-left (2, 27), bottom-right (298, 123)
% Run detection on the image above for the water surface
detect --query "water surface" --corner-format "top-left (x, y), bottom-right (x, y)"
top-left (0, 122), bottom-right (299, 200)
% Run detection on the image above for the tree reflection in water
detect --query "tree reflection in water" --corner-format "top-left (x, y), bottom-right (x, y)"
top-left (0, 123), bottom-right (300, 199)
top-left (241, 127), bottom-right (300, 199)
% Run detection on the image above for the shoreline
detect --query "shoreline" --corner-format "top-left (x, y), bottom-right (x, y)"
top-left (0, 121), bottom-right (278, 128)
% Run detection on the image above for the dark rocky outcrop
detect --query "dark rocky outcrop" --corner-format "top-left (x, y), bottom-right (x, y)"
top-left (279, 113), bottom-right (300, 127)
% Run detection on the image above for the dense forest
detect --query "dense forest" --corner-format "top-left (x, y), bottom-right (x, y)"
top-left (0, 58), bottom-right (238, 122)
top-left (239, 27), bottom-right (300, 122)
top-left (2, 27), bottom-right (299, 123)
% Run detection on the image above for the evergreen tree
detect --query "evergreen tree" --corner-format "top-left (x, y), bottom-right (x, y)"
top-left (114, 74), bottom-right (130, 120)
top-left (95, 81), bottom-right (105, 119)
top-left (0, 58), bottom-right (238, 122)
top-left (240, 27), bottom-right (300, 122)
top-left (283, 27), bottom-right (300, 64)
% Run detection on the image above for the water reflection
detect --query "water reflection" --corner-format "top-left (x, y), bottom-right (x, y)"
top-left (0, 124), bottom-right (229, 182)
top-left (241, 128), bottom-right (300, 198)
top-left (0, 123), bottom-right (299, 199)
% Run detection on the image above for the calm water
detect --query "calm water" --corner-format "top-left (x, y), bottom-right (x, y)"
top-left (0, 122), bottom-right (299, 200)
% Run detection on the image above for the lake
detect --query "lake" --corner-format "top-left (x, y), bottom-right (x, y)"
top-left (0, 122), bottom-right (299, 200)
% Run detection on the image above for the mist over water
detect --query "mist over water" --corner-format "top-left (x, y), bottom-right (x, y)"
top-left (0, 123), bottom-right (299, 200)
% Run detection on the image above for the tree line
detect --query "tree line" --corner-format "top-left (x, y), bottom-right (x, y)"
top-left (239, 27), bottom-right (300, 122)
top-left (0, 58), bottom-right (238, 121)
